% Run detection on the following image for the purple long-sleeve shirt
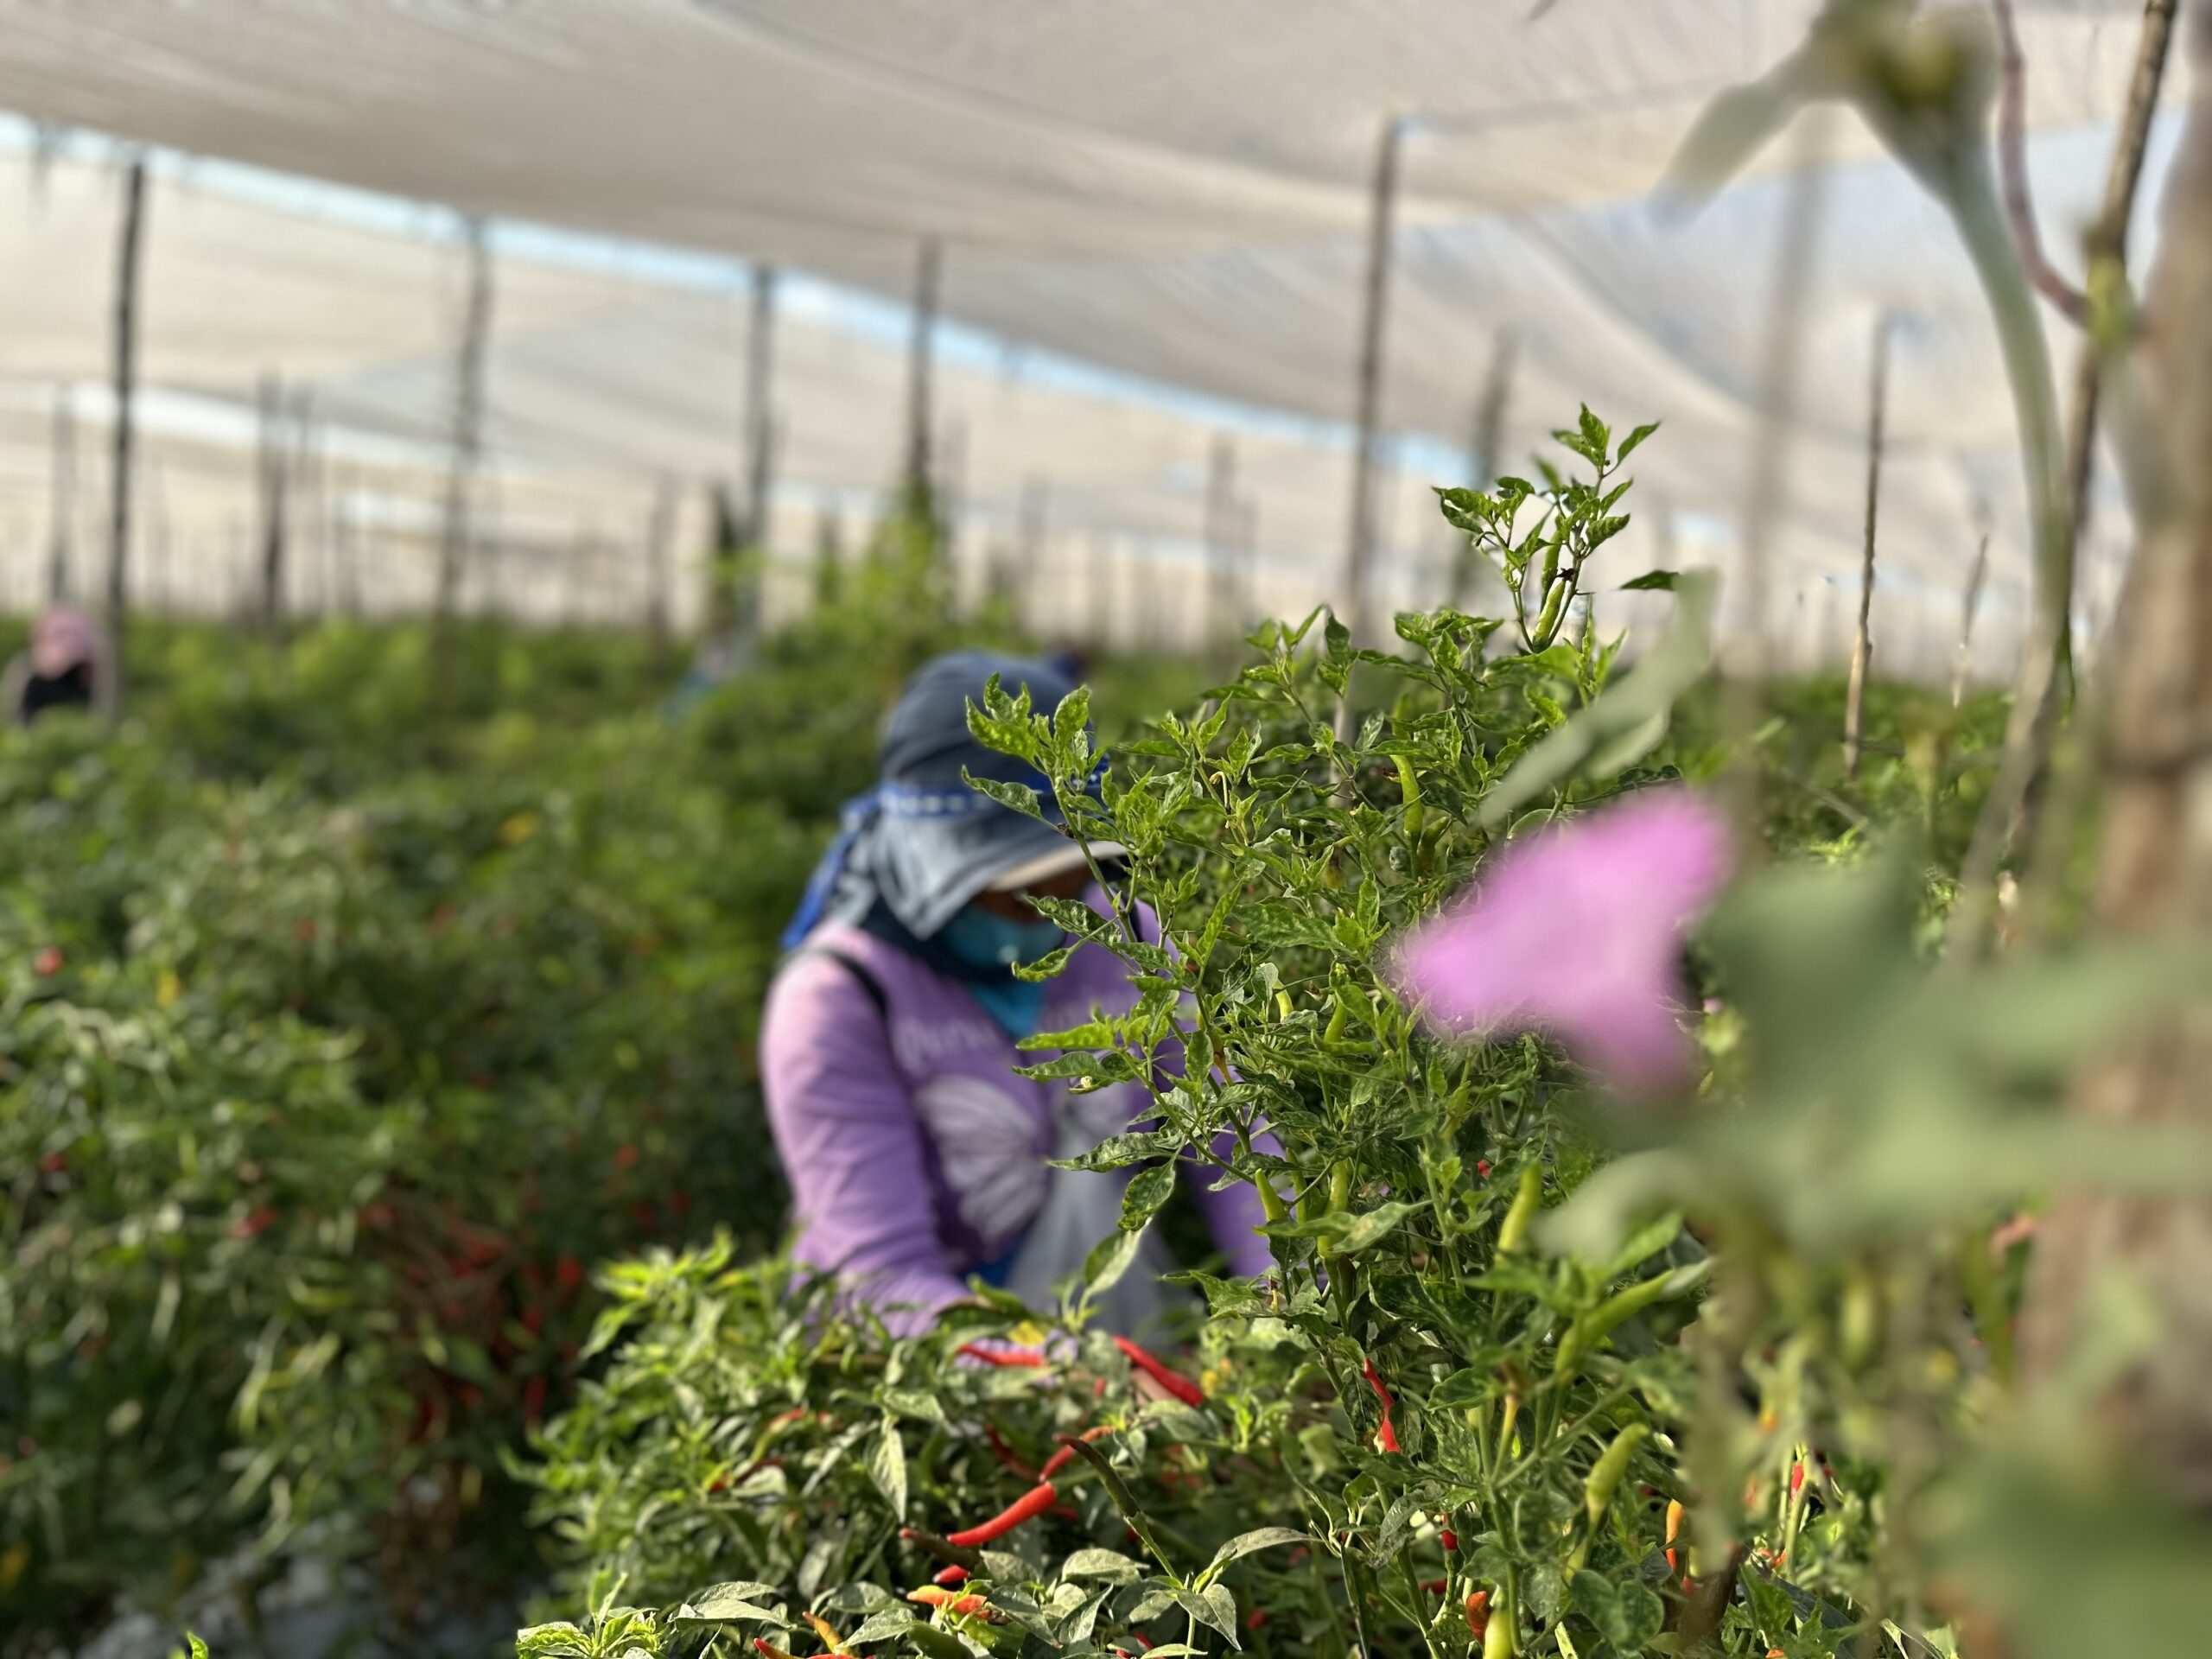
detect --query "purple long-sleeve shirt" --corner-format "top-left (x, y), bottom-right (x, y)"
top-left (761, 899), bottom-right (1274, 1332)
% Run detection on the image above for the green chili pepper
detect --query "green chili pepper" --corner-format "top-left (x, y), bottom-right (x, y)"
top-left (1256, 1178), bottom-right (1288, 1226)
top-left (1530, 576), bottom-right (1570, 651)
top-left (1393, 754), bottom-right (1425, 845)
top-left (1583, 1423), bottom-right (1649, 1529)
top-left (1482, 1586), bottom-right (1516, 1659)
top-left (1554, 1261), bottom-right (1712, 1377)
top-left (1328, 1161), bottom-right (1353, 1216)
top-left (1495, 1163), bottom-right (1541, 1255)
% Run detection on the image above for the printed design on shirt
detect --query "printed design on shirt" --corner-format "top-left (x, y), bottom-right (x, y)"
top-left (911, 1073), bottom-right (1050, 1247)
top-left (891, 1012), bottom-right (1006, 1074)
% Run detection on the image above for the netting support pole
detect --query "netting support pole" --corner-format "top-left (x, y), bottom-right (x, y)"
top-left (1338, 113), bottom-right (1405, 741)
top-left (435, 215), bottom-right (494, 693)
top-left (905, 236), bottom-right (942, 517)
top-left (107, 155), bottom-right (147, 715)
top-left (645, 475), bottom-right (677, 664)
top-left (1844, 311), bottom-right (1894, 780)
top-left (257, 372), bottom-right (290, 639)
top-left (741, 264), bottom-right (779, 551)
top-left (1952, 530), bottom-right (1992, 708)
top-left (1014, 474), bottom-right (1049, 626)
top-left (1451, 328), bottom-right (1516, 608)
top-left (47, 385), bottom-right (74, 605)
top-left (1205, 433), bottom-right (1239, 648)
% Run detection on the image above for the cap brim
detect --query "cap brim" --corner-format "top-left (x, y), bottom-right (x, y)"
top-left (986, 841), bottom-right (1128, 892)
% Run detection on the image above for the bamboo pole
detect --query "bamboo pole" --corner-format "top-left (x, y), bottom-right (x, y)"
top-left (1843, 313), bottom-right (1895, 779)
top-left (106, 156), bottom-right (147, 711)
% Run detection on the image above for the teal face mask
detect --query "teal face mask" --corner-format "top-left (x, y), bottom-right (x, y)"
top-left (938, 904), bottom-right (1065, 972)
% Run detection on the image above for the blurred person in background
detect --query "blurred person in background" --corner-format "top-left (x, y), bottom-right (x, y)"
top-left (766, 650), bottom-right (1270, 1338)
top-left (3, 606), bottom-right (112, 727)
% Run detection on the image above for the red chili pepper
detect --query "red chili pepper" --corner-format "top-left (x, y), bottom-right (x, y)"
top-left (959, 1342), bottom-right (1047, 1369)
top-left (1465, 1590), bottom-right (1490, 1638)
top-left (522, 1376), bottom-right (548, 1426)
top-left (947, 1480), bottom-right (1058, 1547)
top-left (933, 1564), bottom-right (970, 1586)
top-left (984, 1421), bottom-right (1037, 1481)
top-left (553, 1255), bottom-right (585, 1294)
top-left (38, 1151), bottom-right (67, 1174)
top-left (1039, 1424), bottom-right (1115, 1482)
top-left (1113, 1336), bottom-right (1205, 1407)
top-left (1421, 1579), bottom-right (1447, 1595)
top-left (1440, 1528), bottom-right (1459, 1553)
top-left (1361, 1355), bottom-right (1401, 1453)
top-left (1245, 1610), bottom-right (1270, 1630)
top-left (906, 1587), bottom-right (997, 1620)
top-left (1790, 1460), bottom-right (1806, 1497)
top-left (1476, 1160), bottom-right (1492, 1179)
top-left (33, 946), bottom-right (63, 977)
top-left (1665, 1497), bottom-right (1685, 1575)
top-left (232, 1206), bottom-right (280, 1239)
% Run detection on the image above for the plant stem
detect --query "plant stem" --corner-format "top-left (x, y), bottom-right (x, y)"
top-left (1947, 147), bottom-right (2073, 959)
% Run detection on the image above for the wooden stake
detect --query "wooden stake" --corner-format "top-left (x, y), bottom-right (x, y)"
top-left (106, 156), bottom-right (147, 710)
top-left (1844, 313), bottom-right (1894, 779)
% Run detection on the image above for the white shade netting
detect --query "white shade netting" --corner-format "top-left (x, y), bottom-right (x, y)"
top-left (0, 1), bottom-right (2181, 677)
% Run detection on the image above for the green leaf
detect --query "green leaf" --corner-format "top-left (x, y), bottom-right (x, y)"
top-left (1569, 1570), bottom-right (1662, 1650)
top-left (961, 770), bottom-right (1045, 820)
top-left (1173, 1584), bottom-right (1243, 1648)
top-left (1122, 1161), bottom-right (1176, 1230)
top-left (868, 1418), bottom-right (908, 1522)
top-left (1334, 1199), bottom-right (1421, 1254)
top-left (1084, 1224), bottom-right (1148, 1299)
top-left (1061, 1547), bottom-right (1147, 1583)
top-left (1428, 1367), bottom-right (1503, 1409)
top-left (1601, 1211), bottom-right (1684, 1280)
top-left (1618, 569), bottom-right (1678, 591)
top-left (880, 1387), bottom-right (949, 1425)
top-left (674, 1583), bottom-right (789, 1626)
top-left (1616, 420), bottom-right (1661, 461)
top-left (1011, 944), bottom-right (1077, 982)
top-left (1203, 1527), bottom-right (1308, 1579)
top-left (898, 1621), bottom-right (977, 1659)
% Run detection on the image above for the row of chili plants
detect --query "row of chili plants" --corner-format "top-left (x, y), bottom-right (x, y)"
top-left (516, 412), bottom-right (2211, 1659)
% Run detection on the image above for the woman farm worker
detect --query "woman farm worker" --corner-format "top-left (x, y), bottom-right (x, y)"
top-left (765, 651), bottom-right (1272, 1337)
